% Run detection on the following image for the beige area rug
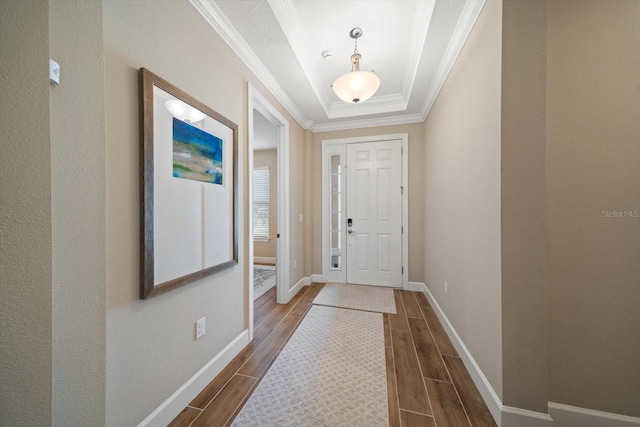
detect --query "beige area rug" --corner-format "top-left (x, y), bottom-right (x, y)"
top-left (312, 282), bottom-right (397, 314)
top-left (232, 305), bottom-right (388, 426)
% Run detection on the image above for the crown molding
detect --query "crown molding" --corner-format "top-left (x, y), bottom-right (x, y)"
top-left (327, 94), bottom-right (407, 119)
top-left (190, 0), bottom-right (312, 130)
top-left (311, 112), bottom-right (424, 133)
top-left (420, 0), bottom-right (487, 121)
top-left (402, 0), bottom-right (436, 102)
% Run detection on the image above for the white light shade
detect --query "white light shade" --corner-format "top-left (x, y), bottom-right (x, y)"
top-left (164, 99), bottom-right (206, 122)
top-left (332, 71), bottom-right (380, 104)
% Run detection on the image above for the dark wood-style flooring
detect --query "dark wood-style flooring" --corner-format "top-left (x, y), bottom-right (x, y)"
top-left (169, 284), bottom-right (497, 427)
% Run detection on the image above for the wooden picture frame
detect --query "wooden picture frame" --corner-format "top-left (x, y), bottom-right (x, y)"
top-left (139, 68), bottom-right (238, 299)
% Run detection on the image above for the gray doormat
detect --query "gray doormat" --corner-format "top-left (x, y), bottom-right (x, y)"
top-left (312, 282), bottom-right (397, 314)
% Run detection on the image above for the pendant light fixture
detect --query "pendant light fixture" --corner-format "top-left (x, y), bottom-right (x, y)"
top-left (332, 27), bottom-right (380, 104)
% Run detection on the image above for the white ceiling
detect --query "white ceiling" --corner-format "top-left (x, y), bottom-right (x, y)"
top-left (190, 0), bottom-right (486, 131)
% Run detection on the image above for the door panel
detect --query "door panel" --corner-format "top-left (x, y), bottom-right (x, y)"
top-left (377, 168), bottom-right (391, 221)
top-left (377, 234), bottom-right (391, 272)
top-left (356, 234), bottom-right (369, 270)
top-left (355, 169), bottom-right (369, 220)
top-left (346, 140), bottom-right (402, 287)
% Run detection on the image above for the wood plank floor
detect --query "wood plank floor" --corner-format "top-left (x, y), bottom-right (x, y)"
top-left (169, 285), bottom-right (496, 427)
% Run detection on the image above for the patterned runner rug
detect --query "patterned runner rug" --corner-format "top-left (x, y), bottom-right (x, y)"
top-left (232, 305), bottom-right (388, 426)
top-left (312, 282), bottom-right (397, 314)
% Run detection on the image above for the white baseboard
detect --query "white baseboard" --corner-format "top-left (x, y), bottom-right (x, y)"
top-left (407, 281), bottom-right (425, 292)
top-left (137, 330), bottom-right (250, 427)
top-left (311, 274), bottom-right (326, 283)
top-left (419, 283), bottom-right (552, 427)
top-left (502, 406), bottom-right (553, 427)
top-left (418, 284), bottom-right (640, 427)
top-left (419, 283), bottom-right (503, 424)
top-left (254, 256), bottom-right (276, 265)
top-left (549, 402), bottom-right (640, 427)
top-left (302, 276), bottom-right (311, 286)
top-left (279, 275), bottom-right (307, 304)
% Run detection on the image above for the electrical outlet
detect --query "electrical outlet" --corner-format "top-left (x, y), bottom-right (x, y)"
top-left (445, 282), bottom-right (449, 296)
top-left (195, 317), bottom-right (206, 340)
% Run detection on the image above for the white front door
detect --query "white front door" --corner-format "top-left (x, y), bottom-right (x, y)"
top-left (346, 140), bottom-right (402, 287)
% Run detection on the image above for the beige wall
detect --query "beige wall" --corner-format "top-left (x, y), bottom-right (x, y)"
top-left (547, 0), bottom-right (640, 417)
top-left (287, 117), bottom-right (306, 289)
top-left (0, 1), bottom-right (53, 424)
top-left (50, 1), bottom-right (107, 425)
top-left (103, 0), bottom-right (305, 424)
top-left (501, 0), bottom-right (549, 413)
top-left (423, 0), bottom-right (503, 401)
top-left (311, 123), bottom-right (425, 282)
top-left (253, 149), bottom-right (277, 260)
top-left (303, 129), bottom-right (314, 277)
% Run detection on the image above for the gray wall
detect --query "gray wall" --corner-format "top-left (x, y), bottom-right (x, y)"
top-left (501, 0), bottom-right (549, 412)
top-left (0, 2), bottom-right (53, 425)
top-left (50, 0), bottom-right (107, 425)
top-left (547, 0), bottom-right (640, 417)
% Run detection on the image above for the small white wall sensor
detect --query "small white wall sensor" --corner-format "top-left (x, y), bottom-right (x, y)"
top-left (49, 59), bottom-right (60, 85)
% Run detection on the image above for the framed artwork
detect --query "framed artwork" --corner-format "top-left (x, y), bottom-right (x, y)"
top-left (139, 68), bottom-right (238, 299)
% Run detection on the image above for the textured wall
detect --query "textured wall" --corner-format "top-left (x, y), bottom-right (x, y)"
top-left (500, 0), bottom-right (549, 413)
top-left (253, 149), bottom-right (277, 259)
top-left (103, 0), bottom-right (305, 424)
top-left (287, 109), bottom-right (306, 290)
top-left (0, 2), bottom-right (53, 425)
top-left (303, 129), bottom-right (314, 277)
top-left (422, 0), bottom-right (503, 400)
top-left (547, 0), bottom-right (640, 417)
top-left (311, 123), bottom-right (425, 283)
top-left (49, 0), bottom-right (107, 425)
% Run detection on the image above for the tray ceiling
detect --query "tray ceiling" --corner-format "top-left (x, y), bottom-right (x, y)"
top-left (190, 0), bottom-right (486, 131)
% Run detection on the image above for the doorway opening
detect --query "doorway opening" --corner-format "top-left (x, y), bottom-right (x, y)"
top-left (252, 111), bottom-right (278, 301)
top-left (248, 84), bottom-right (290, 340)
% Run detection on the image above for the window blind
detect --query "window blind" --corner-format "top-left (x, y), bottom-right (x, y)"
top-left (253, 167), bottom-right (270, 240)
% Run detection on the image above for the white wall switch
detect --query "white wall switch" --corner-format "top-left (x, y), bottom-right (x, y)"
top-left (299, 214), bottom-right (303, 223)
top-left (195, 317), bottom-right (206, 340)
top-left (293, 260), bottom-right (297, 270)
top-left (445, 282), bottom-right (449, 296)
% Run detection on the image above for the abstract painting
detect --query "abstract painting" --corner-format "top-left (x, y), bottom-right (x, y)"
top-left (172, 117), bottom-right (223, 184)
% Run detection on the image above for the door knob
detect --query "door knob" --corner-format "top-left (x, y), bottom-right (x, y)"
top-left (348, 229), bottom-right (354, 234)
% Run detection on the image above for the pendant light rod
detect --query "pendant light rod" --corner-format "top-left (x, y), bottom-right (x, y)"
top-left (349, 28), bottom-right (363, 72)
